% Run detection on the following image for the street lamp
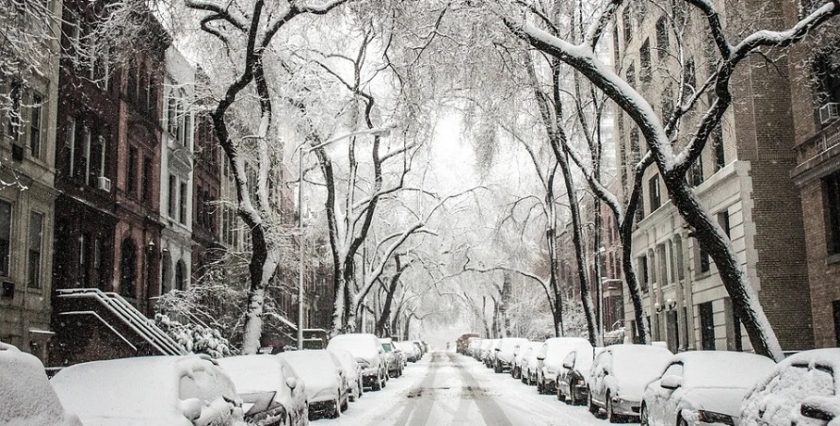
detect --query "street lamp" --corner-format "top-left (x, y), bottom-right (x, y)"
top-left (296, 125), bottom-right (395, 349)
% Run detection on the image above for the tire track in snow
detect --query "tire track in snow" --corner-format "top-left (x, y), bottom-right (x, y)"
top-left (446, 352), bottom-right (513, 426)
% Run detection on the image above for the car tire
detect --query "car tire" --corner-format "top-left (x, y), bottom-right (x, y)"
top-left (640, 404), bottom-right (650, 426)
top-left (494, 362), bottom-right (502, 373)
top-left (678, 417), bottom-right (688, 426)
top-left (372, 375), bottom-right (382, 391)
top-left (606, 393), bottom-right (623, 423)
top-left (537, 376), bottom-right (544, 394)
top-left (556, 384), bottom-right (565, 401)
top-left (331, 398), bottom-right (341, 419)
top-left (568, 385), bottom-right (576, 406)
top-left (341, 394), bottom-right (349, 412)
top-left (588, 395), bottom-right (599, 415)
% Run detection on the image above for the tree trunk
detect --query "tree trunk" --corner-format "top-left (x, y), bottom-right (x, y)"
top-left (664, 174), bottom-right (782, 359)
top-left (375, 256), bottom-right (407, 337)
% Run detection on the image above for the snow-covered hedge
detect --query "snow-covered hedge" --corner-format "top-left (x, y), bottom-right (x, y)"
top-left (155, 314), bottom-right (236, 358)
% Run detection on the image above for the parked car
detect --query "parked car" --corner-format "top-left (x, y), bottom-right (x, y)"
top-left (279, 350), bottom-right (348, 419)
top-left (396, 341), bottom-right (420, 362)
top-left (741, 348), bottom-right (840, 426)
top-left (588, 344), bottom-right (673, 423)
top-left (469, 338), bottom-right (484, 359)
top-left (557, 345), bottom-right (599, 405)
top-left (478, 339), bottom-right (493, 362)
top-left (217, 355), bottom-right (309, 426)
top-left (536, 337), bottom-right (593, 394)
top-left (641, 351), bottom-right (775, 426)
top-left (327, 349), bottom-right (364, 401)
top-left (494, 337), bottom-right (529, 373)
top-left (327, 333), bottom-right (388, 391)
top-left (51, 355), bottom-right (245, 426)
top-left (411, 340), bottom-right (426, 358)
top-left (512, 340), bottom-right (536, 380)
top-left (380, 338), bottom-right (403, 378)
top-left (0, 342), bottom-right (82, 426)
top-left (521, 341), bottom-right (543, 385)
top-left (484, 339), bottom-right (501, 367)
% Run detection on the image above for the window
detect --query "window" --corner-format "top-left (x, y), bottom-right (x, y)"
top-left (142, 157), bottom-right (152, 202)
top-left (626, 63), bottom-right (636, 89)
top-left (80, 126), bottom-right (91, 183)
top-left (732, 307), bottom-right (743, 352)
top-left (119, 238), bottom-right (136, 298)
top-left (649, 175), bottom-right (661, 212)
top-left (662, 362), bottom-right (684, 378)
top-left (0, 201), bottom-right (11, 276)
top-left (79, 233), bottom-right (88, 287)
top-left (93, 237), bottom-right (103, 290)
top-left (834, 300), bottom-right (840, 346)
top-left (5, 81), bottom-right (22, 142)
top-left (718, 211), bottom-right (731, 238)
top-left (66, 117), bottom-right (76, 176)
top-left (688, 156), bottom-right (704, 187)
top-left (639, 255), bottom-right (648, 291)
top-left (813, 49), bottom-right (840, 105)
top-left (29, 93), bottom-right (43, 158)
top-left (826, 171), bottom-right (840, 254)
top-left (655, 16), bottom-right (669, 60)
top-left (712, 125), bottom-right (725, 171)
top-left (179, 181), bottom-right (187, 224)
top-left (127, 147), bottom-right (138, 197)
top-left (89, 135), bottom-right (104, 185)
top-left (27, 212), bottom-right (44, 289)
top-left (696, 237), bottom-right (711, 274)
top-left (175, 260), bottom-right (186, 291)
top-left (699, 302), bottom-right (715, 350)
top-left (168, 175), bottom-right (177, 218)
top-left (640, 39), bottom-right (652, 84)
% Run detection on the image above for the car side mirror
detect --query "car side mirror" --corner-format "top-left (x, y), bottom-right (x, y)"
top-left (660, 375), bottom-right (683, 390)
top-left (286, 377), bottom-right (297, 390)
top-left (562, 361), bottom-right (573, 369)
top-left (801, 398), bottom-right (837, 421)
top-left (178, 398), bottom-right (203, 421)
top-left (495, 348), bottom-right (500, 351)
top-left (536, 355), bottom-right (545, 361)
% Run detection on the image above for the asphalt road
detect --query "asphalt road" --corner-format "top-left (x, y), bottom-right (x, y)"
top-left (320, 351), bottom-right (625, 426)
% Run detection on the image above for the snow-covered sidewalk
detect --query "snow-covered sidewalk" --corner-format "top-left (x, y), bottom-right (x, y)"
top-left (318, 351), bottom-right (637, 425)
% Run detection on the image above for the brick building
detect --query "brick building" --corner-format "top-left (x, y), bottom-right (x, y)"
top-left (787, 1), bottom-right (840, 348)
top-left (0, 0), bottom-right (63, 362)
top-left (612, 0), bottom-right (813, 352)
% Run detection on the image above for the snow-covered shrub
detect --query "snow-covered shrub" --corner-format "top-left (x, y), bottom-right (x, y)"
top-left (155, 314), bottom-right (235, 358)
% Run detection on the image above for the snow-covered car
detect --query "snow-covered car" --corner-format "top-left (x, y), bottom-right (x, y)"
top-left (279, 350), bottom-right (349, 419)
top-left (641, 351), bottom-right (775, 426)
top-left (51, 355), bottom-right (245, 426)
top-left (217, 355), bottom-right (309, 426)
top-left (328, 348), bottom-right (364, 401)
top-left (511, 340), bottom-right (536, 380)
top-left (536, 337), bottom-right (593, 394)
top-left (494, 337), bottom-right (529, 373)
top-left (557, 345), bottom-right (599, 405)
top-left (411, 340), bottom-right (426, 358)
top-left (396, 341), bottom-right (420, 362)
top-left (469, 338), bottom-right (483, 359)
top-left (478, 338), bottom-right (492, 361)
top-left (588, 344), bottom-right (673, 423)
top-left (0, 342), bottom-right (82, 426)
top-left (484, 338), bottom-right (501, 367)
top-left (521, 341), bottom-right (543, 385)
top-left (380, 338), bottom-right (403, 378)
top-left (741, 348), bottom-right (840, 426)
top-left (327, 333), bottom-right (387, 391)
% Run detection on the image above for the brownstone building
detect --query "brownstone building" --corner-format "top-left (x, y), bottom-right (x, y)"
top-left (50, 0), bottom-right (178, 365)
top-left (788, 1), bottom-right (840, 348)
top-left (191, 109), bottom-right (223, 278)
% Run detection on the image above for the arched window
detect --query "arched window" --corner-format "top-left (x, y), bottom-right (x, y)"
top-left (175, 260), bottom-right (186, 291)
top-left (119, 238), bottom-right (136, 298)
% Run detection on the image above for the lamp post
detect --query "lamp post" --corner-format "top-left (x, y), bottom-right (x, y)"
top-left (296, 126), bottom-right (395, 349)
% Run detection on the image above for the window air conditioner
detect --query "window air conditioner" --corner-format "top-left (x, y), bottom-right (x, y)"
top-left (97, 176), bottom-right (111, 192)
top-left (819, 102), bottom-right (840, 125)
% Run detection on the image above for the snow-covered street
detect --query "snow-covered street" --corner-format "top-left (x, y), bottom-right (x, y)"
top-left (320, 351), bottom-right (633, 426)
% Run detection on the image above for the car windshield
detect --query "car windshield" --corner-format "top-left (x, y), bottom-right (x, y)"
top-left (382, 343), bottom-right (393, 353)
top-left (611, 347), bottom-right (672, 377)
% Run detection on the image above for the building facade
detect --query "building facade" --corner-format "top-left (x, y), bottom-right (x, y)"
top-left (612, 0), bottom-right (813, 353)
top-left (159, 47), bottom-right (194, 297)
top-left (0, 0), bottom-right (63, 362)
top-left (788, 1), bottom-right (840, 348)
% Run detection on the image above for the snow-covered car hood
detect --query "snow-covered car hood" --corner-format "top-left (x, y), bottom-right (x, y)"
top-left (680, 386), bottom-right (752, 419)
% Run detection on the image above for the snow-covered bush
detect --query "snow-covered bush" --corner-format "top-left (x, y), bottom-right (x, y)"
top-left (155, 314), bottom-right (235, 358)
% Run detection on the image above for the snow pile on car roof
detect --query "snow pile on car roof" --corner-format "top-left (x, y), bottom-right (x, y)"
top-left (0, 342), bottom-right (81, 426)
top-left (218, 355), bottom-right (283, 393)
top-left (677, 351), bottom-right (775, 388)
